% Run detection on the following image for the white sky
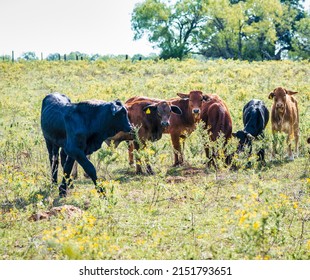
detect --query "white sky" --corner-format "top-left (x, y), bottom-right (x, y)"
top-left (0, 0), bottom-right (156, 58)
top-left (1, 0), bottom-right (309, 58)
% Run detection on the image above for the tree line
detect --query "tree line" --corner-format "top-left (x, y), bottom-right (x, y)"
top-left (0, 51), bottom-right (158, 62)
top-left (131, 0), bottom-right (310, 60)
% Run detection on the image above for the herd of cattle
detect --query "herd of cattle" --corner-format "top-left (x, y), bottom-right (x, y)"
top-left (40, 87), bottom-right (300, 197)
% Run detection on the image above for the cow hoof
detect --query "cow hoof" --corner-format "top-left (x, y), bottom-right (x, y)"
top-left (59, 184), bottom-right (67, 197)
top-left (97, 187), bottom-right (106, 198)
top-left (59, 190), bottom-right (67, 198)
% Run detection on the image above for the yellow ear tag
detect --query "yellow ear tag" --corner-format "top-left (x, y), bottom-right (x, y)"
top-left (145, 108), bottom-right (151, 114)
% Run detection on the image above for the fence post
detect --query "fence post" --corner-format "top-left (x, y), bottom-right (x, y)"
top-left (58, 54), bottom-right (61, 61)
top-left (76, 54), bottom-right (78, 61)
top-left (125, 54), bottom-right (128, 60)
top-left (41, 52), bottom-right (43, 60)
top-left (64, 54), bottom-right (67, 61)
top-left (12, 51), bottom-right (14, 62)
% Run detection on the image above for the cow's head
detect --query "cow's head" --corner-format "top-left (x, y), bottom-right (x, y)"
top-left (268, 87), bottom-right (298, 113)
top-left (233, 130), bottom-right (255, 152)
top-left (177, 90), bottom-right (209, 120)
top-left (143, 101), bottom-right (182, 127)
top-left (111, 100), bottom-right (133, 133)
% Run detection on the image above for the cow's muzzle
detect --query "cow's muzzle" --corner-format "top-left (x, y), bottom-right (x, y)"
top-left (161, 121), bottom-right (170, 127)
top-left (276, 103), bottom-right (285, 110)
top-left (192, 108), bottom-right (200, 115)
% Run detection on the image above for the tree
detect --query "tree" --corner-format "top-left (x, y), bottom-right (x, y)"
top-left (289, 17), bottom-right (310, 59)
top-left (20, 52), bottom-right (38, 60)
top-left (131, 0), bottom-right (309, 60)
top-left (131, 0), bottom-right (208, 60)
top-left (46, 53), bottom-right (61, 61)
top-left (198, 0), bottom-right (284, 60)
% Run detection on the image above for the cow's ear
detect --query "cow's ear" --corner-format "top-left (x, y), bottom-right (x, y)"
top-left (143, 104), bottom-right (157, 115)
top-left (268, 92), bottom-right (275, 99)
top-left (115, 99), bottom-right (123, 106)
top-left (285, 89), bottom-right (298, 95)
top-left (171, 105), bottom-right (182, 115)
top-left (177, 93), bottom-right (189, 99)
top-left (111, 101), bottom-right (123, 116)
top-left (203, 94), bottom-right (211, 101)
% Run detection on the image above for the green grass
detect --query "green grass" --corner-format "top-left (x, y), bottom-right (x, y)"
top-left (0, 59), bottom-right (309, 260)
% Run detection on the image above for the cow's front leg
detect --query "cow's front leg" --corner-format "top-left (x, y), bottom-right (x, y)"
top-left (128, 141), bottom-right (134, 166)
top-left (133, 141), bottom-right (143, 174)
top-left (171, 133), bottom-right (184, 166)
top-left (287, 133), bottom-right (294, 161)
top-left (59, 156), bottom-right (75, 197)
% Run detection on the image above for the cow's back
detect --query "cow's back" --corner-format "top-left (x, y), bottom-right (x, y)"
top-left (201, 94), bottom-right (232, 140)
top-left (41, 93), bottom-right (71, 145)
top-left (243, 99), bottom-right (269, 137)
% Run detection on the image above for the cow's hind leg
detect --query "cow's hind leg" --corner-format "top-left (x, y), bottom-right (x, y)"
top-left (294, 128), bottom-right (299, 158)
top-left (45, 140), bottom-right (60, 184)
top-left (60, 148), bottom-right (75, 189)
top-left (59, 156), bottom-right (75, 197)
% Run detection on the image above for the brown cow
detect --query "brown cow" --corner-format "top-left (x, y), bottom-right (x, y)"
top-left (200, 94), bottom-right (232, 166)
top-left (268, 87), bottom-right (299, 160)
top-left (108, 97), bottom-right (182, 174)
top-left (168, 90), bottom-right (209, 166)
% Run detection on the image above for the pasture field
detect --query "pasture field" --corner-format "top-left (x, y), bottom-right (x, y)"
top-left (0, 59), bottom-right (309, 260)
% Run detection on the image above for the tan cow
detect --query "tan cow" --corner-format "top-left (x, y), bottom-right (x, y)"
top-left (268, 87), bottom-right (299, 160)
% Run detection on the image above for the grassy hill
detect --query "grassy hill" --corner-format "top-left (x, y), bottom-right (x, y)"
top-left (0, 59), bottom-right (309, 259)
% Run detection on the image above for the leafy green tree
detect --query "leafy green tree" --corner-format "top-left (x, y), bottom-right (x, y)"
top-left (20, 52), bottom-right (38, 60)
top-left (46, 53), bottom-right (61, 61)
top-left (198, 0), bottom-right (284, 60)
top-left (131, 0), bottom-right (208, 60)
top-left (289, 17), bottom-right (310, 59)
top-left (131, 0), bottom-right (309, 60)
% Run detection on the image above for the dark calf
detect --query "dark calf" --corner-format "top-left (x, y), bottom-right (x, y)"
top-left (233, 99), bottom-right (269, 162)
top-left (41, 93), bottom-right (132, 197)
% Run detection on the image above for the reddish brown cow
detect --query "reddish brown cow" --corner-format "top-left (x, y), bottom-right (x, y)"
top-left (268, 87), bottom-right (299, 160)
top-left (168, 90), bottom-right (209, 166)
top-left (109, 97), bottom-right (182, 174)
top-left (118, 91), bottom-right (208, 167)
top-left (200, 94), bottom-right (232, 166)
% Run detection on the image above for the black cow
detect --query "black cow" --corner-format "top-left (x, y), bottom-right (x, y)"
top-left (233, 99), bottom-right (269, 162)
top-left (41, 93), bottom-right (132, 197)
